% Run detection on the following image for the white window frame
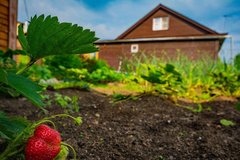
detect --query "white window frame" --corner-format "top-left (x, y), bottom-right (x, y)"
top-left (131, 44), bottom-right (139, 53)
top-left (152, 17), bottom-right (169, 31)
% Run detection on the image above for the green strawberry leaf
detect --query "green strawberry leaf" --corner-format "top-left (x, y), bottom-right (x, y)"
top-left (0, 69), bottom-right (8, 84)
top-left (18, 15), bottom-right (99, 62)
top-left (0, 111), bottom-right (30, 140)
top-left (6, 72), bottom-right (45, 108)
top-left (0, 70), bottom-right (45, 108)
top-left (18, 24), bottom-right (30, 52)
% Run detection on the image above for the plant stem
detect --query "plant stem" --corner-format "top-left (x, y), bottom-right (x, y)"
top-left (16, 59), bottom-right (36, 75)
top-left (61, 142), bottom-right (77, 160)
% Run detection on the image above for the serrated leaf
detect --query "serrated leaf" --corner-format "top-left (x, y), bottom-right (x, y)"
top-left (0, 69), bottom-right (8, 83)
top-left (6, 72), bottom-right (45, 108)
top-left (0, 112), bottom-right (30, 140)
top-left (0, 130), bottom-right (11, 140)
top-left (19, 14), bottom-right (99, 61)
top-left (18, 25), bottom-right (29, 52)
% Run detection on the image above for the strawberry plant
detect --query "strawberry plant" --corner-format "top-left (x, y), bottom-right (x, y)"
top-left (0, 113), bottom-right (82, 160)
top-left (0, 14), bottom-right (98, 159)
top-left (0, 14), bottom-right (98, 109)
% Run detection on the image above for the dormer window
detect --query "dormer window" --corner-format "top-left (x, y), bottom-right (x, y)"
top-left (152, 17), bottom-right (169, 31)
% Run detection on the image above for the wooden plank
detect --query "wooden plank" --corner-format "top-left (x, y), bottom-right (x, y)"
top-left (8, 0), bottom-right (18, 50)
top-left (0, 12), bottom-right (8, 19)
top-left (0, 23), bottom-right (8, 32)
top-left (0, 31), bottom-right (8, 40)
top-left (0, 17), bottom-right (8, 25)
top-left (0, 0), bottom-right (9, 7)
top-left (0, 38), bottom-right (8, 48)
top-left (0, 5), bottom-right (8, 15)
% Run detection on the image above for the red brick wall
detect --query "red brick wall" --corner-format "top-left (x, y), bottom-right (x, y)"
top-left (98, 40), bottom-right (220, 69)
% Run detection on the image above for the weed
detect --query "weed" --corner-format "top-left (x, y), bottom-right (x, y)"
top-left (220, 119), bottom-right (236, 126)
top-left (54, 93), bottom-right (80, 113)
top-left (111, 93), bottom-right (138, 103)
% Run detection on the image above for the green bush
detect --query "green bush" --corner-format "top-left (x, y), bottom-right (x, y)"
top-left (141, 63), bottom-right (184, 95)
top-left (89, 67), bottom-right (123, 84)
top-left (43, 55), bottom-right (123, 84)
top-left (65, 68), bottom-right (89, 81)
top-left (44, 55), bottom-right (86, 79)
top-left (210, 64), bottom-right (240, 95)
top-left (84, 58), bottom-right (109, 73)
top-left (64, 66), bottom-right (123, 84)
top-left (24, 64), bottom-right (53, 81)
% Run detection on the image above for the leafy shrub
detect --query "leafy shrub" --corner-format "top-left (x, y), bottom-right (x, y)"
top-left (89, 67), bottom-right (123, 84)
top-left (65, 68), bottom-right (89, 81)
top-left (24, 64), bottom-right (53, 81)
top-left (44, 55), bottom-right (86, 79)
top-left (210, 65), bottom-right (240, 95)
top-left (84, 58), bottom-right (109, 73)
top-left (141, 63), bottom-right (184, 95)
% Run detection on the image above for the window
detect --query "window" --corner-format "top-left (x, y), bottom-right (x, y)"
top-left (152, 17), bottom-right (169, 31)
top-left (131, 44), bottom-right (139, 53)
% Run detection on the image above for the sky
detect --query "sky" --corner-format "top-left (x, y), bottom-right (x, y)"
top-left (18, 0), bottom-right (240, 60)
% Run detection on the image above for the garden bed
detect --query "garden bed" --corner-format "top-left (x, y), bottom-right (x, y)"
top-left (0, 89), bottom-right (240, 159)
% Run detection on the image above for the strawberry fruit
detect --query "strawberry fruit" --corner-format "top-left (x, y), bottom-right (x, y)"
top-left (34, 124), bottom-right (61, 145)
top-left (25, 124), bottom-right (61, 160)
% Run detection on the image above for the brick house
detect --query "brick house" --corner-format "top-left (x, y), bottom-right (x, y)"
top-left (0, 0), bottom-right (18, 51)
top-left (96, 4), bottom-right (227, 69)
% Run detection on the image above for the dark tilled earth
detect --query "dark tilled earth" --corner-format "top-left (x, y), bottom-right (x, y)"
top-left (1, 89), bottom-right (240, 160)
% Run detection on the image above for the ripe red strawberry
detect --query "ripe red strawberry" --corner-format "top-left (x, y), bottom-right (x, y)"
top-left (25, 124), bottom-right (62, 160)
top-left (34, 124), bottom-right (61, 145)
top-left (25, 136), bottom-right (60, 160)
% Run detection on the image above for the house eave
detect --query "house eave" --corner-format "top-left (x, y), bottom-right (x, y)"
top-left (95, 35), bottom-right (228, 44)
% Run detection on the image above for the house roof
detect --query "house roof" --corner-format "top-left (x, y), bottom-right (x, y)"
top-left (95, 35), bottom-right (228, 44)
top-left (116, 4), bottom-right (226, 40)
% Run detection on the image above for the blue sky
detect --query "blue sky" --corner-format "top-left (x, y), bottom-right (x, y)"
top-left (18, 0), bottom-right (240, 60)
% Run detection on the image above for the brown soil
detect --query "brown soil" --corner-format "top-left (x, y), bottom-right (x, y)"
top-left (0, 89), bottom-right (240, 160)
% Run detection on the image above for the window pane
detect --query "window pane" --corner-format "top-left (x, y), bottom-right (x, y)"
top-left (152, 17), bottom-right (169, 31)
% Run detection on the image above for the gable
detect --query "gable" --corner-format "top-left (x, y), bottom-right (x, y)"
top-left (117, 4), bottom-right (220, 40)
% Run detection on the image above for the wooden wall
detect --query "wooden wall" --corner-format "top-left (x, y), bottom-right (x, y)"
top-left (120, 9), bottom-right (209, 39)
top-left (98, 40), bottom-right (220, 69)
top-left (0, 0), bottom-right (18, 51)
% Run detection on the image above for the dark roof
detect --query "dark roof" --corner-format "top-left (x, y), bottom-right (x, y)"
top-left (117, 4), bottom-right (226, 39)
top-left (96, 35), bottom-right (227, 44)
